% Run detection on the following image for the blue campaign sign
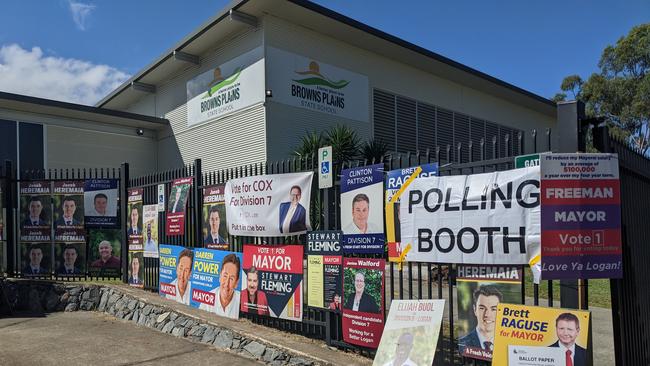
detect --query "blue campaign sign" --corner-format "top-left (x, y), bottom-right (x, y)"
top-left (385, 163), bottom-right (439, 202)
top-left (340, 164), bottom-right (385, 254)
top-left (159, 244), bottom-right (193, 306)
top-left (84, 179), bottom-right (119, 227)
top-left (189, 248), bottom-right (245, 320)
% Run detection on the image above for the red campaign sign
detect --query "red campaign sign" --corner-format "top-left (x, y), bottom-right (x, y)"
top-left (242, 244), bottom-right (303, 274)
top-left (166, 177), bottom-right (192, 236)
top-left (542, 229), bottom-right (622, 256)
top-left (342, 257), bottom-right (385, 349)
top-left (542, 179), bottom-right (620, 205)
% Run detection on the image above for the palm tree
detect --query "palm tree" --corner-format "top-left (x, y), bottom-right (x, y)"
top-left (324, 125), bottom-right (361, 162)
top-left (360, 138), bottom-right (389, 163)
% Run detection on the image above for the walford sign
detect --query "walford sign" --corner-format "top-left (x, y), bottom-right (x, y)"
top-left (266, 47), bottom-right (369, 122)
top-left (186, 47), bottom-right (265, 127)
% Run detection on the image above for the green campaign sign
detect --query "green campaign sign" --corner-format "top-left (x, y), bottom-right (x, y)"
top-left (514, 153), bottom-right (540, 169)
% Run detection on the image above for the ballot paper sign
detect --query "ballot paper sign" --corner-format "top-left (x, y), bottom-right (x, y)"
top-left (508, 345), bottom-right (565, 366)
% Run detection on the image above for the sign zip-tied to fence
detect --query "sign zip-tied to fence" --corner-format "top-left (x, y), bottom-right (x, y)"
top-left (385, 167), bottom-right (421, 271)
top-left (391, 167), bottom-right (541, 271)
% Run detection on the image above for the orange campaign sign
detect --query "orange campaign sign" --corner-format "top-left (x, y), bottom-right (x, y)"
top-left (493, 303), bottom-right (590, 366)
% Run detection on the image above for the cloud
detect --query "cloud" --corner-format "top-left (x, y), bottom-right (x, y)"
top-left (68, 1), bottom-right (96, 31)
top-left (0, 44), bottom-right (129, 105)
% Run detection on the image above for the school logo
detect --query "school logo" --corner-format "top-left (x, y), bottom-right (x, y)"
top-left (293, 61), bottom-right (349, 89)
top-left (202, 66), bottom-right (242, 98)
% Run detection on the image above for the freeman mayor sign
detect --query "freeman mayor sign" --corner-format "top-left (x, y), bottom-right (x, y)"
top-left (186, 47), bottom-right (265, 127)
top-left (266, 47), bottom-right (369, 122)
top-left (401, 167), bottom-right (541, 264)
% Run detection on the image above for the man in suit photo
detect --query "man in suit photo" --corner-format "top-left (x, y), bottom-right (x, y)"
top-left (22, 245), bottom-right (48, 276)
top-left (549, 312), bottom-right (586, 366)
top-left (343, 193), bottom-right (381, 234)
top-left (127, 206), bottom-right (142, 236)
top-left (55, 196), bottom-right (81, 228)
top-left (169, 186), bottom-right (184, 213)
top-left (458, 285), bottom-right (502, 356)
top-left (92, 193), bottom-right (108, 216)
top-left (22, 196), bottom-right (47, 227)
top-left (204, 206), bottom-right (226, 245)
top-left (128, 255), bottom-right (142, 285)
top-left (57, 244), bottom-right (81, 275)
top-left (344, 271), bottom-right (380, 313)
top-left (278, 185), bottom-right (307, 234)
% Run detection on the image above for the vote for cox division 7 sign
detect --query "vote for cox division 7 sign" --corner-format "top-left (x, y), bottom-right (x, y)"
top-left (401, 167), bottom-right (541, 265)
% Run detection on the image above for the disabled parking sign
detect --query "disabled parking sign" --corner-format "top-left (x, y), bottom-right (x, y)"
top-left (318, 146), bottom-right (332, 189)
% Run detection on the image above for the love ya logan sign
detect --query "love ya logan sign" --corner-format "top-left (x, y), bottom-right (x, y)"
top-left (401, 167), bottom-right (541, 264)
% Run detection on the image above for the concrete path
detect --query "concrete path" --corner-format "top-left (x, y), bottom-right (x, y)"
top-left (0, 311), bottom-right (261, 366)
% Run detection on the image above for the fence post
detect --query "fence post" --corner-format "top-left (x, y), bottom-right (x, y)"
top-left (194, 159), bottom-right (202, 247)
top-left (120, 162), bottom-right (129, 284)
top-left (4, 160), bottom-right (15, 276)
top-left (556, 101), bottom-right (586, 309)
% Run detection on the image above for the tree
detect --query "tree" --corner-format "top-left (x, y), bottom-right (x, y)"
top-left (554, 23), bottom-right (650, 153)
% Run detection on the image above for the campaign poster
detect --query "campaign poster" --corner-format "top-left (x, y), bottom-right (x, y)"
top-left (54, 242), bottom-right (85, 276)
top-left (88, 229), bottom-right (121, 277)
top-left (127, 188), bottom-right (143, 249)
top-left (20, 242), bottom-right (51, 277)
top-left (203, 185), bottom-right (228, 250)
top-left (307, 231), bottom-right (343, 309)
top-left (159, 244), bottom-right (193, 305)
top-left (166, 177), bottom-right (192, 236)
top-left (385, 164), bottom-right (438, 262)
top-left (373, 300), bottom-right (445, 366)
top-left (128, 251), bottom-right (144, 288)
top-left (242, 244), bottom-right (303, 321)
top-left (20, 181), bottom-right (51, 242)
top-left (84, 179), bottom-right (119, 227)
top-left (540, 153), bottom-right (622, 279)
top-left (456, 265), bottom-right (523, 361)
top-left (401, 167), bottom-right (541, 265)
top-left (143, 204), bottom-right (159, 258)
top-left (189, 248), bottom-right (244, 319)
top-left (225, 172), bottom-right (313, 237)
top-left (492, 303), bottom-right (591, 366)
top-left (53, 181), bottom-right (84, 242)
top-left (340, 164), bottom-right (384, 254)
top-left (342, 257), bottom-right (385, 349)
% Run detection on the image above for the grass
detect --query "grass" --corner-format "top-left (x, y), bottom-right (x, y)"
top-left (523, 267), bottom-right (612, 308)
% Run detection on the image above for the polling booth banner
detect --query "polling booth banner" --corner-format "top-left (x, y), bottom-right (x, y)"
top-left (225, 172), bottom-right (313, 237)
top-left (242, 244), bottom-right (303, 321)
top-left (342, 257), bottom-right (385, 349)
top-left (401, 167), bottom-right (541, 265)
top-left (142, 205), bottom-right (159, 258)
top-left (340, 164), bottom-right (385, 254)
top-left (385, 164), bottom-right (438, 262)
top-left (127, 188), bottom-right (143, 250)
top-left (373, 299), bottom-right (445, 366)
top-left (202, 185), bottom-right (228, 250)
top-left (84, 179), bottom-right (119, 227)
top-left (492, 303), bottom-right (591, 366)
top-left (307, 231), bottom-right (343, 309)
top-left (189, 248), bottom-right (244, 320)
top-left (456, 265), bottom-right (523, 361)
top-left (540, 153), bottom-right (622, 280)
top-left (159, 244), bottom-right (193, 305)
top-left (20, 181), bottom-right (51, 242)
top-left (166, 177), bottom-right (192, 236)
top-left (53, 181), bottom-right (85, 242)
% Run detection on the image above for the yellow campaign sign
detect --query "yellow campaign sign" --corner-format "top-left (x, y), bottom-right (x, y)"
top-left (493, 303), bottom-right (590, 366)
top-left (385, 167), bottom-right (422, 263)
top-left (307, 255), bottom-right (324, 308)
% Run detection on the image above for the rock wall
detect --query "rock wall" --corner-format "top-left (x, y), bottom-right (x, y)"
top-left (1, 280), bottom-right (316, 366)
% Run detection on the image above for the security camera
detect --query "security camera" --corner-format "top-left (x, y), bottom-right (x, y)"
top-left (136, 128), bottom-right (144, 136)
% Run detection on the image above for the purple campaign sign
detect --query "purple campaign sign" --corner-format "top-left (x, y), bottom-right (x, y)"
top-left (541, 204), bottom-right (621, 231)
top-left (541, 255), bottom-right (622, 279)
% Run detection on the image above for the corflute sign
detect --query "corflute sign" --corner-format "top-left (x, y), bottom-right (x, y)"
top-left (186, 47), bottom-right (265, 127)
top-left (401, 167), bottom-right (541, 264)
top-left (266, 47), bottom-right (369, 122)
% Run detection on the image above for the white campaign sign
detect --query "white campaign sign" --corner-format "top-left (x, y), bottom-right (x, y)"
top-left (508, 345), bottom-right (566, 366)
top-left (266, 47), bottom-right (369, 122)
top-left (401, 167), bottom-right (540, 264)
top-left (186, 47), bottom-right (265, 127)
top-left (225, 172), bottom-right (313, 237)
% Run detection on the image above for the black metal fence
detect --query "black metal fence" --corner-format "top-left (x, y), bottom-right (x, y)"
top-left (127, 128), bottom-right (565, 364)
top-left (1, 161), bottom-right (123, 281)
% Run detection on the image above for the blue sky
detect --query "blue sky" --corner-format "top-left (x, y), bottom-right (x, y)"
top-left (0, 0), bottom-right (647, 105)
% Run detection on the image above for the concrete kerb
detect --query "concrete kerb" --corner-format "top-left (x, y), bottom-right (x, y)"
top-left (2, 279), bottom-right (371, 366)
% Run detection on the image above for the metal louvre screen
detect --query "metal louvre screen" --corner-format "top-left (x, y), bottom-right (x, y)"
top-left (372, 89), bottom-right (396, 151)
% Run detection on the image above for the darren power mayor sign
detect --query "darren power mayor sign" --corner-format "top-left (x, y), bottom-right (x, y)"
top-left (266, 47), bottom-right (369, 122)
top-left (186, 47), bottom-right (265, 127)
